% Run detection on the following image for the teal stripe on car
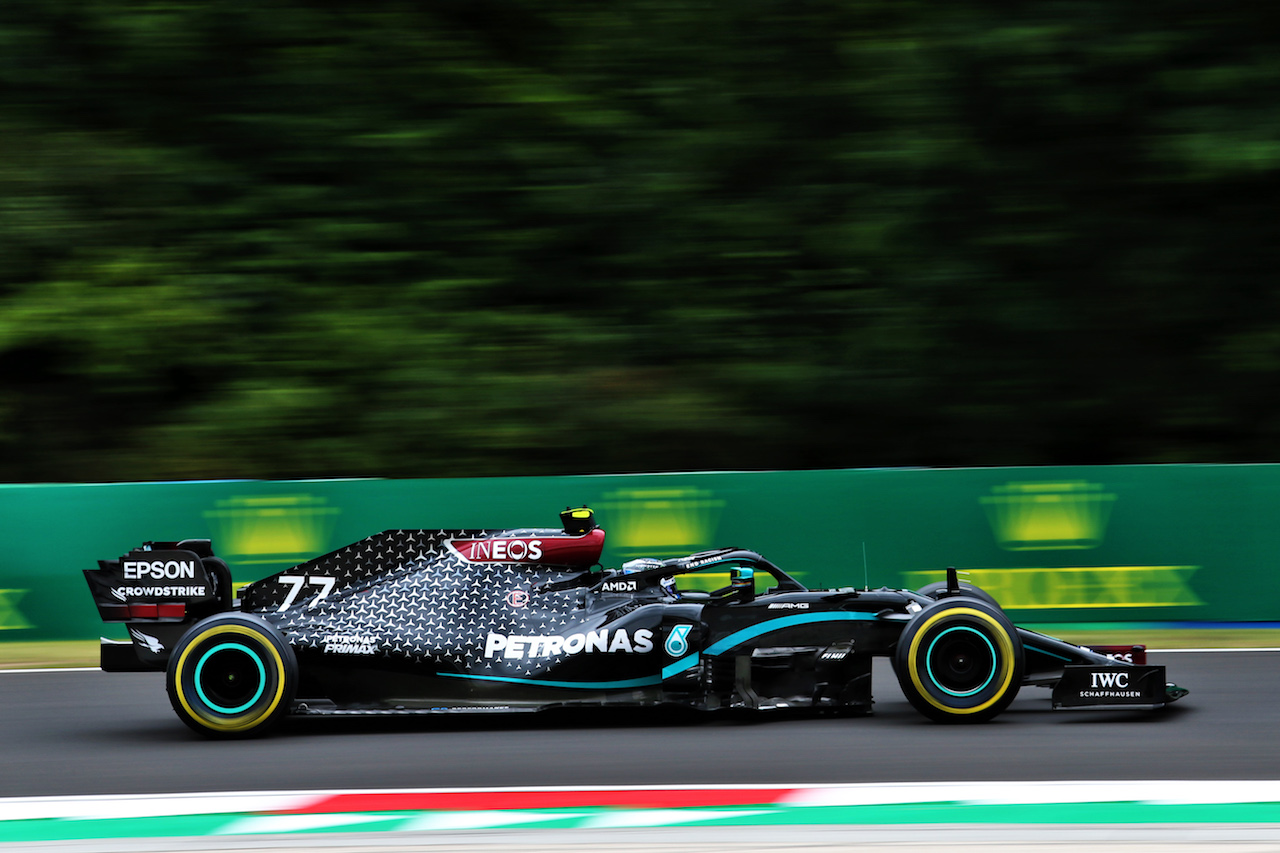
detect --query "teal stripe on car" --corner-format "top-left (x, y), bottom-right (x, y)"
top-left (703, 612), bottom-right (877, 656)
top-left (662, 654), bottom-right (700, 679)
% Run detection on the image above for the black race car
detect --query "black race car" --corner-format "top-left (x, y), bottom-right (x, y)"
top-left (84, 508), bottom-right (1188, 737)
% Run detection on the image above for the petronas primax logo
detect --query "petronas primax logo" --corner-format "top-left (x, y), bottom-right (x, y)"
top-left (981, 481), bottom-right (1115, 551)
top-left (203, 494), bottom-right (339, 571)
top-left (596, 487), bottom-right (724, 559)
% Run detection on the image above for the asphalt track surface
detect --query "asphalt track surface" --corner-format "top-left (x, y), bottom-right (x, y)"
top-left (4, 651), bottom-right (1275, 799)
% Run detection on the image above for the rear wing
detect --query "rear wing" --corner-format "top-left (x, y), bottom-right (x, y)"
top-left (83, 540), bottom-right (233, 671)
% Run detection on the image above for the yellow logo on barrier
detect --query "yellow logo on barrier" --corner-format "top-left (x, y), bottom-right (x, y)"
top-left (203, 495), bottom-right (339, 569)
top-left (912, 480), bottom-right (1209, 611)
top-left (0, 589), bottom-right (33, 630)
top-left (901, 566), bottom-right (1204, 610)
top-left (596, 487), bottom-right (725, 559)
top-left (981, 481), bottom-right (1116, 551)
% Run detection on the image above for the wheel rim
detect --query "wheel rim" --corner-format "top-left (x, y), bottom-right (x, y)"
top-left (194, 642), bottom-right (267, 714)
top-left (925, 626), bottom-right (996, 697)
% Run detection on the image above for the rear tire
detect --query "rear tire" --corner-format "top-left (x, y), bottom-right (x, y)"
top-left (894, 597), bottom-right (1023, 723)
top-left (166, 613), bottom-right (296, 738)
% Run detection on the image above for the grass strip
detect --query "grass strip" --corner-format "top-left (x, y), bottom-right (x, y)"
top-left (0, 640), bottom-right (102, 670)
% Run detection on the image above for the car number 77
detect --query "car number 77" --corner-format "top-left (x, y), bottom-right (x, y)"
top-left (276, 575), bottom-right (337, 611)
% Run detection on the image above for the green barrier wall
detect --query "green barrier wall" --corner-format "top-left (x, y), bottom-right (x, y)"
top-left (1, 465), bottom-right (1276, 641)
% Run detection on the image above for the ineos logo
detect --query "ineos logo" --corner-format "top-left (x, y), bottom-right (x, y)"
top-left (449, 538), bottom-right (544, 562)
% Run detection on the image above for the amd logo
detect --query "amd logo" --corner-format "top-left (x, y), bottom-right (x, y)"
top-left (1090, 670), bottom-right (1130, 689)
top-left (602, 580), bottom-right (638, 593)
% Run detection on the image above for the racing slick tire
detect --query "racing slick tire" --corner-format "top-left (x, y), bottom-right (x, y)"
top-left (894, 597), bottom-right (1023, 723)
top-left (916, 580), bottom-right (1002, 610)
top-left (166, 613), bottom-right (297, 738)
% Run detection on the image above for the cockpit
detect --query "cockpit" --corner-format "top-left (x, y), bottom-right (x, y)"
top-left (607, 551), bottom-right (806, 603)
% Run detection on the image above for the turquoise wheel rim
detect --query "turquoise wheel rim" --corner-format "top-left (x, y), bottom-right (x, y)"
top-left (194, 642), bottom-right (267, 714)
top-left (925, 626), bottom-right (997, 697)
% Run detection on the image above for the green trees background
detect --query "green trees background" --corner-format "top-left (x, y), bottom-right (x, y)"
top-left (3, 1), bottom-right (1280, 481)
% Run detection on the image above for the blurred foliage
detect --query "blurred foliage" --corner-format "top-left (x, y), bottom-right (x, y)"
top-left (2, 1), bottom-right (1280, 481)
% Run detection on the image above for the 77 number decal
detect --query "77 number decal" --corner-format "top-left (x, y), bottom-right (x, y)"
top-left (276, 575), bottom-right (336, 611)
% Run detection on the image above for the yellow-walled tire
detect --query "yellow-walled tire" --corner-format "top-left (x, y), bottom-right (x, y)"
top-left (166, 614), bottom-right (297, 738)
top-left (894, 597), bottom-right (1023, 723)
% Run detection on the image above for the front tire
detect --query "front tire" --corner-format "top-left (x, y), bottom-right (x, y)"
top-left (894, 597), bottom-right (1023, 723)
top-left (166, 613), bottom-right (297, 738)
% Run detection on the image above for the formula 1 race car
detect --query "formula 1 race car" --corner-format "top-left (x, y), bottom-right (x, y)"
top-left (83, 508), bottom-right (1188, 737)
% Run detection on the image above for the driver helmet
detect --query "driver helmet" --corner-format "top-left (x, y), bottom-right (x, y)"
top-left (660, 576), bottom-right (679, 599)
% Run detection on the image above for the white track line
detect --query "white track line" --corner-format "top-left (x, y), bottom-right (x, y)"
top-left (4, 781), bottom-right (1280, 822)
